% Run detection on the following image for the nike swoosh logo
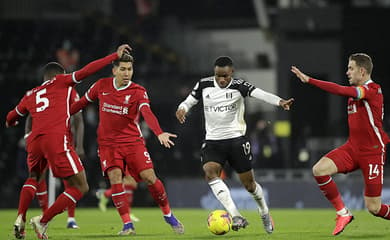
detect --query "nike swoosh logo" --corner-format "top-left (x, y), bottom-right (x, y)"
top-left (368, 175), bottom-right (378, 180)
top-left (102, 92), bottom-right (110, 95)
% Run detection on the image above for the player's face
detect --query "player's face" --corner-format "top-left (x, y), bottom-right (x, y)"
top-left (214, 66), bottom-right (233, 88)
top-left (346, 60), bottom-right (363, 86)
top-left (113, 62), bottom-right (133, 87)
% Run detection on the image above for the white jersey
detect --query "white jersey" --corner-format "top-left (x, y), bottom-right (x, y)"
top-left (178, 76), bottom-right (281, 140)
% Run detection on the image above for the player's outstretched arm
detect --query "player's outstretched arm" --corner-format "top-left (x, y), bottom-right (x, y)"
top-left (291, 66), bottom-right (357, 97)
top-left (279, 98), bottom-right (294, 110)
top-left (157, 132), bottom-right (177, 149)
top-left (74, 44), bottom-right (132, 81)
top-left (175, 108), bottom-right (187, 124)
top-left (291, 66), bottom-right (310, 83)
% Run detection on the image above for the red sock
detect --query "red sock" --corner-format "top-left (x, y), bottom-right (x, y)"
top-left (18, 178), bottom-right (38, 221)
top-left (63, 180), bottom-right (76, 218)
top-left (104, 188), bottom-right (112, 198)
top-left (40, 187), bottom-right (83, 224)
top-left (147, 179), bottom-right (171, 215)
top-left (37, 180), bottom-right (48, 212)
top-left (314, 175), bottom-right (345, 211)
top-left (124, 184), bottom-right (136, 210)
top-left (376, 204), bottom-right (390, 220)
top-left (111, 183), bottom-right (130, 223)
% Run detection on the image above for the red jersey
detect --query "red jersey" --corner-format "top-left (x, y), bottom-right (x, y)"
top-left (6, 52), bottom-right (118, 137)
top-left (13, 74), bottom-right (79, 142)
top-left (72, 77), bottom-right (163, 146)
top-left (309, 78), bottom-right (389, 154)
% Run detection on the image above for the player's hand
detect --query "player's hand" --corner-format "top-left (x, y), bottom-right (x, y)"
top-left (291, 66), bottom-right (310, 83)
top-left (158, 132), bottom-right (177, 148)
top-left (117, 44), bottom-right (132, 58)
top-left (76, 147), bottom-right (86, 161)
top-left (5, 120), bottom-right (18, 128)
top-left (279, 98), bottom-right (294, 110)
top-left (176, 108), bottom-right (187, 124)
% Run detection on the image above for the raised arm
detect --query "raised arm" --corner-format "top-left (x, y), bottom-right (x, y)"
top-left (73, 44), bottom-right (131, 82)
top-left (291, 66), bottom-right (358, 98)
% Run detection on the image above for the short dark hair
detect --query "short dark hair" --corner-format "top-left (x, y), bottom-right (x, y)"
top-left (349, 53), bottom-right (373, 75)
top-left (214, 56), bottom-right (233, 67)
top-left (42, 62), bottom-right (65, 80)
top-left (113, 54), bottom-right (134, 67)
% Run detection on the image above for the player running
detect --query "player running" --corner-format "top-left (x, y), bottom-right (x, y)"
top-left (291, 53), bottom-right (390, 235)
top-left (6, 44), bottom-right (131, 239)
top-left (70, 53), bottom-right (184, 235)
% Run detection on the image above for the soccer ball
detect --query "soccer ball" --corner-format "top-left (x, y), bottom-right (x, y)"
top-left (207, 210), bottom-right (232, 235)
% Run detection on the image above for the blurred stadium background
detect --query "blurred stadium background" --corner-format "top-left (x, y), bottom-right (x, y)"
top-left (1, 0), bottom-right (390, 210)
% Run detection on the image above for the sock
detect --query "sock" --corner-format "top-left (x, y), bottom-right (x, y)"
top-left (250, 182), bottom-right (269, 215)
top-left (124, 184), bottom-right (136, 210)
top-left (104, 188), bottom-right (112, 198)
top-left (18, 178), bottom-right (38, 221)
top-left (111, 183), bottom-right (130, 224)
top-left (314, 175), bottom-right (345, 211)
top-left (40, 187), bottom-right (83, 224)
top-left (208, 178), bottom-right (241, 217)
top-left (63, 180), bottom-right (76, 218)
top-left (67, 217), bottom-right (76, 223)
top-left (36, 180), bottom-right (48, 212)
top-left (375, 204), bottom-right (390, 220)
top-left (147, 179), bottom-right (171, 215)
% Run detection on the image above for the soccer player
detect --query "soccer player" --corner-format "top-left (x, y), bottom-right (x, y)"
top-left (70, 54), bottom-right (184, 235)
top-left (14, 92), bottom-right (84, 237)
top-left (176, 56), bottom-right (294, 234)
top-left (6, 44), bottom-right (131, 239)
top-left (24, 87), bottom-right (85, 230)
top-left (291, 53), bottom-right (390, 235)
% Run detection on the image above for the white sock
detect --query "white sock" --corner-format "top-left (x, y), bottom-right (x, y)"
top-left (67, 217), bottom-right (76, 223)
top-left (336, 208), bottom-right (348, 216)
top-left (251, 182), bottom-right (269, 215)
top-left (208, 178), bottom-right (241, 217)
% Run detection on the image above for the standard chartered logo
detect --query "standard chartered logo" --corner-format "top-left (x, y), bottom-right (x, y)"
top-left (204, 103), bottom-right (237, 112)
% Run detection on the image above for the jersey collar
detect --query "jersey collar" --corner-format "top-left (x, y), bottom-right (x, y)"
top-left (213, 77), bottom-right (233, 89)
top-left (363, 79), bottom-right (373, 85)
top-left (113, 77), bottom-right (132, 91)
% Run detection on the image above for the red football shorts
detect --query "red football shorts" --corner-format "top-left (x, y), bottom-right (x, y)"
top-left (98, 143), bottom-right (154, 181)
top-left (326, 143), bottom-right (386, 197)
top-left (27, 134), bottom-right (84, 178)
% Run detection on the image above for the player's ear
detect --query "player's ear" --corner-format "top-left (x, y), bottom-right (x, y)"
top-left (112, 66), bottom-right (117, 76)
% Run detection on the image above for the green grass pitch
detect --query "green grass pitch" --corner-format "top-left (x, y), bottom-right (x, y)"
top-left (1, 208), bottom-right (389, 239)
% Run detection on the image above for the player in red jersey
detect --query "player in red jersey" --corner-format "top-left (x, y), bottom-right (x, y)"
top-left (70, 54), bottom-right (184, 235)
top-left (6, 44), bottom-right (131, 239)
top-left (20, 88), bottom-right (85, 232)
top-left (291, 53), bottom-right (390, 235)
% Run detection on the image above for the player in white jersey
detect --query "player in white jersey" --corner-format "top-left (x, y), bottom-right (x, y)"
top-left (176, 56), bottom-right (293, 234)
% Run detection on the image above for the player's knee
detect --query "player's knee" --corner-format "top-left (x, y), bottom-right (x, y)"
top-left (79, 183), bottom-right (89, 194)
top-left (312, 163), bottom-right (326, 176)
top-left (243, 181), bottom-right (256, 193)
